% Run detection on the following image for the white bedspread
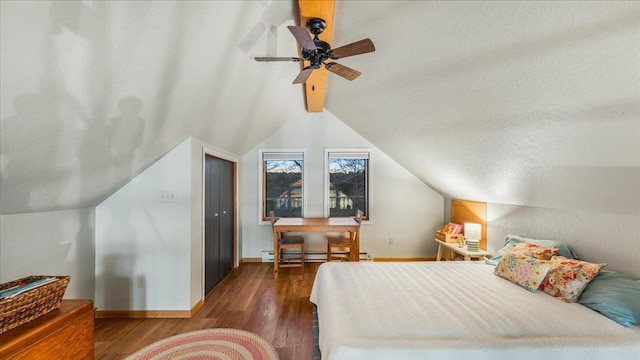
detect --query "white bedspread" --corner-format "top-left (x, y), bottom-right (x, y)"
top-left (309, 262), bottom-right (640, 360)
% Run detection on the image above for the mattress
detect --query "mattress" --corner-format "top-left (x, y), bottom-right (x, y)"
top-left (309, 261), bottom-right (640, 360)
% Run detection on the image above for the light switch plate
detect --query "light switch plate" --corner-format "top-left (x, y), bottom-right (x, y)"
top-left (159, 190), bottom-right (177, 202)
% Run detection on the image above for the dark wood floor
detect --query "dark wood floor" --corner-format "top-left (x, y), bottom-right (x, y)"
top-left (94, 262), bottom-right (320, 360)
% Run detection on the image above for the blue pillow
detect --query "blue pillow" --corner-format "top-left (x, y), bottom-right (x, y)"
top-left (578, 270), bottom-right (640, 327)
top-left (485, 234), bottom-right (579, 265)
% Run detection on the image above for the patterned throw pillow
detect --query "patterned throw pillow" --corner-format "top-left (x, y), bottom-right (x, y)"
top-left (511, 242), bottom-right (559, 260)
top-left (539, 256), bottom-right (606, 303)
top-left (494, 251), bottom-right (552, 292)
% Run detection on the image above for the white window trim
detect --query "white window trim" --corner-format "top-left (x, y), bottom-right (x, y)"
top-left (258, 149), bottom-right (307, 224)
top-left (323, 148), bottom-right (372, 223)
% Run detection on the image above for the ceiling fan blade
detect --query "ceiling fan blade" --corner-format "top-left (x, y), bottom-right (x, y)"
top-left (255, 57), bottom-right (301, 62)
top-left (329, 38), bottom-right (375, 59)
top-left (293, 67), bottom-right (315, 84)
top-left (287, 26), bottom-right (316, 51)
top-left (325, 62), bottom-right (361, 81)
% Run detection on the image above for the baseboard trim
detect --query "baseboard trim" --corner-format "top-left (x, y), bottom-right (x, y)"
top-left (240, 257), bottom-right (262, 264)
top-left (261, 250), bottom-right (371, 262)
top-left (374, 257), bottom-right (436, 262)
top-left (95, 310), bottom-right (191, 319)
top-left (96, 299), bottom-right (204, 319)
top-left (191, 299), bottom-right (204, 316)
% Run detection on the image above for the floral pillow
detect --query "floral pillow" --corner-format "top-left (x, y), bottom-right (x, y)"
top-left (484, 235), bottom-right (579, 266)
top-left (539, 256), bottom-right (606, 302)
top-left (511, 242), bottom-right (559, 260)
top-left (494, 251), bottom-right (552, 292)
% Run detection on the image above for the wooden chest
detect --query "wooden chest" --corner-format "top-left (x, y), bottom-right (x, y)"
top-left (0, 299), bottom-right (94, 360)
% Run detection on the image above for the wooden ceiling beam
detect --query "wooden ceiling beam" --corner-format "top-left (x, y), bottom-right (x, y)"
top-left (298, 0), bottom-right (335, 113)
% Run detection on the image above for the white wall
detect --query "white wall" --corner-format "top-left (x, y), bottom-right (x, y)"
top-left (0, 208), bottom-right (95, 300)
top-left (486, 203), bottom-right (640, 278)
top-left (95, 138), bottom-right (192, 311)
top-left (240, 111), bottom-right (444, 259)
top-left (444, 199), bottom-right (640, 278)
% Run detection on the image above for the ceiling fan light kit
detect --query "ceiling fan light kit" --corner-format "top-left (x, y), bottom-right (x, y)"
top-left (255, 17), bottom-right (375, 84)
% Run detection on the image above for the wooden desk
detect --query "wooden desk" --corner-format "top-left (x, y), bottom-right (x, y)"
top-left (272, 217), bottom-right (361, 278)
top-left (0, 299), bottom-right (94, 360)
top-left (435, 239), bottom-right (490, 261)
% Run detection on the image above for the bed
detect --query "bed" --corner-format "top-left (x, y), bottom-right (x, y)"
top-left (309, 260), bottom-right (640, 360)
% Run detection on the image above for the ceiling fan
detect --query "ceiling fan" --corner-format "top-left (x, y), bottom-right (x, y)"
top-left (255, 18), bottom-right (375, 84)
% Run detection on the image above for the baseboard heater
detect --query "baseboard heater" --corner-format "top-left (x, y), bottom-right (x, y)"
top-left (261, 251), bottom-right (371, 262)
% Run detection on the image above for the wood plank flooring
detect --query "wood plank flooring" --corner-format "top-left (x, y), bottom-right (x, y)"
top-left (94, 262), bottom-right (320, 360)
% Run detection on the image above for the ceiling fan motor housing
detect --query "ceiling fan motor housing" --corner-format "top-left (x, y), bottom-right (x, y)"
top-left (302, 40), bottom-right (330, 68)
top-left (302, 18), bottom-right (331, 68)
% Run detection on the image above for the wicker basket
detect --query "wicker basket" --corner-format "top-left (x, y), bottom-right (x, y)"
top-left (0, 275), bottom-right (70, 334)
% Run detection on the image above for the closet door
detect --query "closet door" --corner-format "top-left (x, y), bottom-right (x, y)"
top-left (204, 155), bottom-right (235, 296)
top-left (218, 159), bottom-right (234, 281)
top-left (205, 155), bottom-right (221, 295)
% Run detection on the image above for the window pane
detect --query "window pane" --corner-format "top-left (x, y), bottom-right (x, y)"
top-left (265, 159), bottom-right (303, 218)
top-left (329, 158), bottom-right (366, 217)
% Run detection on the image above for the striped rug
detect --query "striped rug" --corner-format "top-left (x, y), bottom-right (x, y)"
top-left (124, 328), bottom-right (280, 360)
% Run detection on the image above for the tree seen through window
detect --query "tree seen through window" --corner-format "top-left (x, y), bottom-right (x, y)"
top-left (265, 159), bottom-right (303, 218)
top-left (329, 158), bottom-right (367, 218)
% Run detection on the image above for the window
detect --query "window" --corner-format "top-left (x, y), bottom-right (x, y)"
top-left (325, 150), bottom-right (371, 219)
top-left (260, 151), bottom-right (305, 220)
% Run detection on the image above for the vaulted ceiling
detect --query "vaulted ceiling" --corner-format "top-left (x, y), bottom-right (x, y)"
top-left (1, 1), bottom-right (638, 216)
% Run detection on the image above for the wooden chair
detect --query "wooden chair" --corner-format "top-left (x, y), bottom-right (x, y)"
top-left (326, 209), bottom-right (362, 262)
top-left (270, 211), bottom-right (304, 274)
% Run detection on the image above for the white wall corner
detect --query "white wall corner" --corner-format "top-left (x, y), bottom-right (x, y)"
top-left (95, 138), bottom-right (192, 311)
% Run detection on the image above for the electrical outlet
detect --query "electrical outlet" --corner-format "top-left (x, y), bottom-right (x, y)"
top-left (136, 275), bottom-right (145, 288)
top-left (388, 237), bottom-right (394, 245)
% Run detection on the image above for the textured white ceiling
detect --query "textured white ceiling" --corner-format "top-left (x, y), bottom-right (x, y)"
top-left (1, 1), bottom-right (639, 216)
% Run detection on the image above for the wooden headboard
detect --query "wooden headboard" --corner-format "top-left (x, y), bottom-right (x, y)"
top-left (451, 200), bottom-right (487, 250)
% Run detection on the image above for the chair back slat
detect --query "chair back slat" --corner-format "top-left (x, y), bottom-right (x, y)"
top-left (269, 210), bottom-right (279, 236)
top-left (352, 209), bottom-right (363, 241)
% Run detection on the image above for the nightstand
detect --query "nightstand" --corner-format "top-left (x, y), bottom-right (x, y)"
top-left (435, 238), bottom-right (490, 261)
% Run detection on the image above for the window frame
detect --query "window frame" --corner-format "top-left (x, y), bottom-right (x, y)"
top-left (323, 148), bottom-right (372, 221)
top-left (258, 149), bottom-right (307, 223)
